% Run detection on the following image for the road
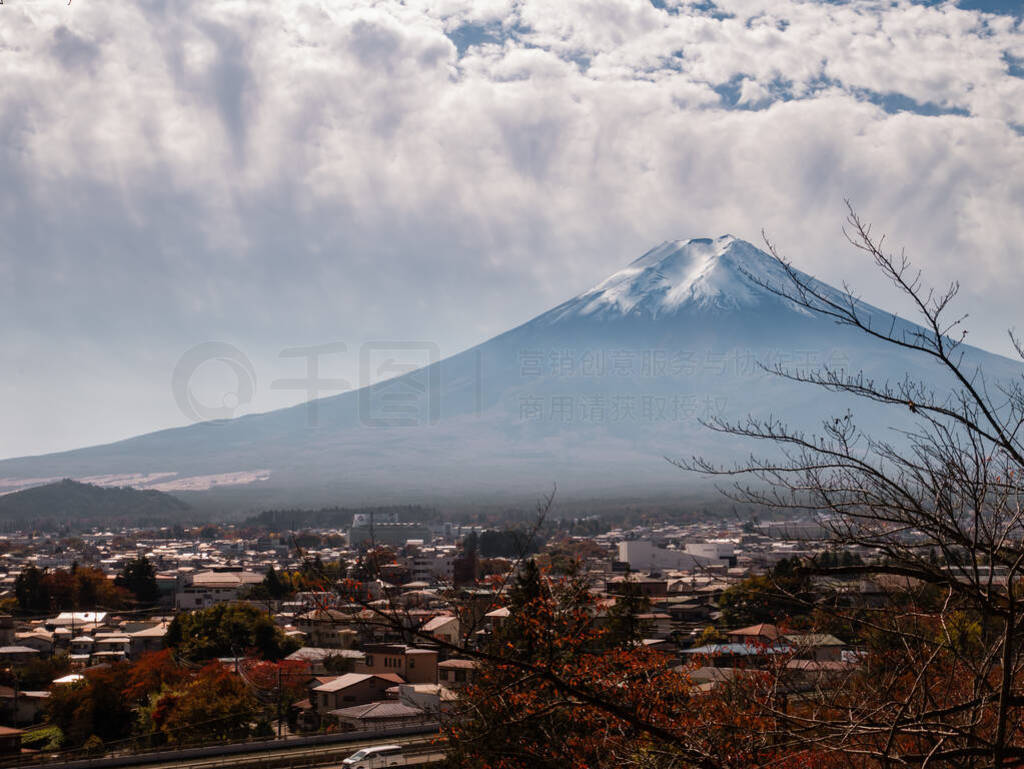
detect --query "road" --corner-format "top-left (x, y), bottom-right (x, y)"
top-left (12, 733), bottom-right (444, 769)
top-left (139, 734), bottom-right (441, 769)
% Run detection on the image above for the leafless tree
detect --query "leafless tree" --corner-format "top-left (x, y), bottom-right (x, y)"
top-left (681, 203), bottom-right (1024, 768)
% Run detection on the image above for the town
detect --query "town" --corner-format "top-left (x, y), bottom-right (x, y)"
top-left (0, 505), bottom-right (891, 767)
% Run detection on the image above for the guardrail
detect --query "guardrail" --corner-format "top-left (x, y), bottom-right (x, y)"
top-left (125, 743), bottom-right (444, 769)
top-left (3, 725), bottom-right (441, 769)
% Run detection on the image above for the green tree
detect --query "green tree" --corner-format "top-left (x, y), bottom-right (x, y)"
top-left (479, 529), bottom-right (543, 558)
top-left (166, 604), bottom-right (299, 662)
top-left (716, 575), bottom-right (778, 627)
top-left (604, 582), bottom-right (652, 648)
top-left (507, 558), bottom-right (545, 611)
top-left (14, 654), bottom-right (71, 690)
top-left (15, 565), bottom-right (49, 614)
top-left (717, 559), bottom-right (808, 628)
top-left (462, 530), bottom-right (479, 558)
top-left (696, 625), bottom-right (727, 646)
top-left (115, 556), bottom-right (160, 604)
top-left (260, 566), bottom-right (290, 600)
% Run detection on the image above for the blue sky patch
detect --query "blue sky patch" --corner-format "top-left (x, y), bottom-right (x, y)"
top-left (953, 0), bottom-right (1024, 16)
top-left (1006, 53), bottom-right (1024, 78)
top-left (860, 90), bottom-right (971, 117)
top-left (650, 0), bottom-right (734, 20)
top-left (447, 23), bottom-right (504, 56)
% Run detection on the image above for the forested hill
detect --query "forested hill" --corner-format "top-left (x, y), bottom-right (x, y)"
top-left (0, 479), bottom-right (191, 526)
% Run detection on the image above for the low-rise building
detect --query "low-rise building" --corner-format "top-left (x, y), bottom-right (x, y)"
top-left (175, 569), bottom-right (264, 609)
top-left (15, 631), bottom-right (53, 656)
top-left (0, 647), bottom-right (38, 665)
top-left (420, 614), bottom-right (459, 646)
top-left (329, 701), bottom-right (427, 731)
top-left (437, 658), bottom-right (477, 688)
top-left (354, 644), bottom-right (438, 685)
top-left (617, 541), bottom-right (708, 572)
top-left (128, 622), bottom-right (169, 658)
top-left (286, 647), bottom-right (365, 675)
top-left (312, 673), bottom-right (404, 711)
top-left (393, 683), bottom-right (458, 717)
top-left (293, 609), bottom-right (359, 649)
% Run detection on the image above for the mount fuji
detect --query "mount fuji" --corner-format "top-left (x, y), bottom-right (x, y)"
top-left (2, 237), bottom-right (1019, 511)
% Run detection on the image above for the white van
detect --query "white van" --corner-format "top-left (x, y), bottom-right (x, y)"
top-left (341, 744), bottom-right (406, 768)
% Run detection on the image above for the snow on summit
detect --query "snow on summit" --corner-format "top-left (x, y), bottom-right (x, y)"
top-left (552, 236), bottom-right (806, 321)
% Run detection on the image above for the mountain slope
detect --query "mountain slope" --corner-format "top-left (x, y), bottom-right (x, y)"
top-left (2, 237), bottom-right (1019, 509)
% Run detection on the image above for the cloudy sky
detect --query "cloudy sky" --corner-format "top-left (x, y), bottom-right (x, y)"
top-left (2, 0), bottom-right (1023, 460)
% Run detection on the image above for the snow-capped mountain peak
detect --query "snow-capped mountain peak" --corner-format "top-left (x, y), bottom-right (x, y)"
top-left (1, 233), bottom-right (1019, 508)
top-left (552, 235), bottom-right (801, 321)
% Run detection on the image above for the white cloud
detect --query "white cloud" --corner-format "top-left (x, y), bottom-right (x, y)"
top-left (1, 0), bottom-right (1023, 458)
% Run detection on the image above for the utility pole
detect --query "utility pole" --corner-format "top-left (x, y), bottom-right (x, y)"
top-left (276, 666), bottom-right (283, 739)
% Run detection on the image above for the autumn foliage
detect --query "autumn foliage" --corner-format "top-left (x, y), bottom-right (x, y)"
top-left (43, 648), bottom-right (309, 751)
top-left (146, 662), bottom-right (257, 745)
top-left (444, 562), bottom-right (841, 769)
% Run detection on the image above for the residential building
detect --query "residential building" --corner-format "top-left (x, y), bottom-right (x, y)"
top-left (437, 658), bottom-right (477, 688)
top-left (354, 644), bottom-right (438, 685)
top-left (175, 569), bottom-right (264, 609)
top-left (329, 701), bottom-right (427, 731)
top-left (420, 614), bottom-right (459, 646)
top-left (312, 673), bottom-right (404, 711)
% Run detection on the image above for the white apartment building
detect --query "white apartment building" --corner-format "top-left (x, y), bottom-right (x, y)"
top-left (617, 540), bottom-right (709, 572)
